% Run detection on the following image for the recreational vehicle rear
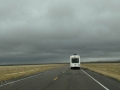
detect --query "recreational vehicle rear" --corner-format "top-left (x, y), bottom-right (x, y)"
top-left (70, 54), bottom-right (80, 69)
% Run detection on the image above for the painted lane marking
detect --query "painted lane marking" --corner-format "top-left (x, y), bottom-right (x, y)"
top-left (0, 70), bottom-right (51, 87)
top-left (54, 77), bottom-right (58, 81)
top-left (63, 68), bottom-right (68, 73)
top-left (0, 67), bottom-right (62, 87)
top-left (82, 69), bottom-right (109, 90)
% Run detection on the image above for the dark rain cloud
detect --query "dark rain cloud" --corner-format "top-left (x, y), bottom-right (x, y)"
top-left (0, 0), bottom-right (120, 64)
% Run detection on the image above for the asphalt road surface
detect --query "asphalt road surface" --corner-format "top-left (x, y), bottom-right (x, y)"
top-left (0, 65), bottom-right (120, 90)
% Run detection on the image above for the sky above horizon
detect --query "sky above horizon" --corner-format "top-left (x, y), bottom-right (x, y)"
top-left (0, 0), bottom-right (120, 64)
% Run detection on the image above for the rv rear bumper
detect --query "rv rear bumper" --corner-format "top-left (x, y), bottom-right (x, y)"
top-left (70, 64), bottom-right (80, 67)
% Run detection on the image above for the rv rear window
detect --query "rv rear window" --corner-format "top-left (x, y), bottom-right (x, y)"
top-left (72, 58), bottom-right (79, 63)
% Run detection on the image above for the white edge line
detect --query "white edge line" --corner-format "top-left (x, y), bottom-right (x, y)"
top-left (81, 69), bottom-right (109, 90)
top-left (0, 67), bottom-right (60, 87)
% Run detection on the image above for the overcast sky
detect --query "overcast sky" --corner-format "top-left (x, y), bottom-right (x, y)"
top-left (0, 0), bottom-right (120, 64)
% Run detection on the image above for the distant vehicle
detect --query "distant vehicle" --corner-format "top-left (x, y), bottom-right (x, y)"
top-left (70, 54), bottom-right (80, 69)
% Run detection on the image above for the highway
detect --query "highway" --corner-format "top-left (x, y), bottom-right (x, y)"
top-left (0, 65), bottom-right (120, 90)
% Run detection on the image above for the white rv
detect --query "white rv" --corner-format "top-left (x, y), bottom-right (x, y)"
top-left (70, 54), bottom-right (80, 69)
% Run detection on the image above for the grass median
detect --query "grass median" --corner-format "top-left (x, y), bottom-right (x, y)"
top-left (0, 64), bottom-right (65, 82)
top-left (81, 63), bottom-right (120, 81)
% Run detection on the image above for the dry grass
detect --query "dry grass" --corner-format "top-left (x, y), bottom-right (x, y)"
top-left (0, 64), bottom-right (65, 81)
top-left (81, 63), bottom-right (120, 81)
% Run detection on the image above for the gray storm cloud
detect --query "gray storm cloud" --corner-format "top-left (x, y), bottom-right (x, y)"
top-left (0, 0), bottom-right (120, 64)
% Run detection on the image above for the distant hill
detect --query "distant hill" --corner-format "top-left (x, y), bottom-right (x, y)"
top-left (117, 60), bottom-right (120, 62)
top-left (82, 60), bottom-right (120, 63)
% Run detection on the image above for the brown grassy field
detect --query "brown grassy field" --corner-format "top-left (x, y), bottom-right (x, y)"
top-left (81, 63), bottom-right (120, 81)
top-left (0, 64), bottom-right (65, 82)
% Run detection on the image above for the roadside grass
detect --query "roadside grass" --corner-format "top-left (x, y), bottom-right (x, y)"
top-left (0, 64), bottom-right (65, 82)
top-left (81, 63), bottom-right (120, 81)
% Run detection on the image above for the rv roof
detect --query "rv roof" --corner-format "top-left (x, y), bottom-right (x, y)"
top-left (70, 55), bottom-right (80, 58)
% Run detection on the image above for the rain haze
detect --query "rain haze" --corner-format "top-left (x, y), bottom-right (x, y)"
top-left (0, 0), bottom-right (120, 64)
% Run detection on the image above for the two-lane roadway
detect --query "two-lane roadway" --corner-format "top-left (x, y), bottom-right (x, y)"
top-left (0, 65), bottom-right (120, 90)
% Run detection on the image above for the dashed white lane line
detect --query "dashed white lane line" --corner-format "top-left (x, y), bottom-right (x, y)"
top-left (82, 69), bottom-right (109, 90)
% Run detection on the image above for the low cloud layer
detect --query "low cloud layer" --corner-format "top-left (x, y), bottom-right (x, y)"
top-left (0, 0), bottom-right (120, 64)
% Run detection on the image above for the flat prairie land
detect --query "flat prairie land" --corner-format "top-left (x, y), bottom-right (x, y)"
top-left (0, 64), bottom-right (65, 81)
top-left (81, 63), bottom-right (120, 81)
